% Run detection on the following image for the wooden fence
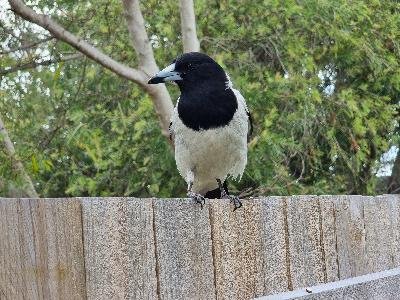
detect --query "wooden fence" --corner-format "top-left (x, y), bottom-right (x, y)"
top-left (1, 195), bottom-right (399, 299)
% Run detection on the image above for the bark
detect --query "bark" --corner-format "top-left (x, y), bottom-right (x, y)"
top-left (179, 0), bottom-right (200, 53)
top-left (388, 146), bottom-right (400, 194)
top-left (0, 115), bottom-right (39, 198)
top-left (122, 0), bottom-right (174, 138)
top-left (8, 0), bottom-right (146, 85)
top-left (7, 0), bottom-right (202, 139)
top-left (8, 0), bottom-right (174, 139)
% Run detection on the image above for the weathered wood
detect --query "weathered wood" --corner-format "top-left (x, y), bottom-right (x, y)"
top-left (318, 196), bottom-right (340, 283)
top-left (388, 194), bottom-right (400, 266)
top-left (363, 195), bottom-right (395, 273)
top-left (210, 197), bottom-right (289, 299)
top-left (1, 195), bottom-right (400, 300)
top-left (82, 197), bottom-right (157, 299)
top-left (0, 198), bottom-right (37, 299)
top-left (285, 196), bottom-right (325, 289)
top-left (0, 198), bottom-right (86, 299)
top-left (334, 195), bottom-right (368, 279)
top-left (153, 198), bottom-right (215, 300)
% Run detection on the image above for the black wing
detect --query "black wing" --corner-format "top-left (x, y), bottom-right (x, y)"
top-left (169, 121), bottom-right (174, 142)
top-left (247, 110), bottom-right (253, 143)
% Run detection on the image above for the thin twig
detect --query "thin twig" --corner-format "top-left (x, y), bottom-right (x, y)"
top-left (0, 36), bottom-right (54, 55)
top-left (0, 53), bottom-right (82, 75)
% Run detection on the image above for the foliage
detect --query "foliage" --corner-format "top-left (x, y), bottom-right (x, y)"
top-left (1, 0), bottom-right (399, 197)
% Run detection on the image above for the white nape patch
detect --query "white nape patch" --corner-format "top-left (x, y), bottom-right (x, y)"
top-left (225, 72), bottom-right (233, 90)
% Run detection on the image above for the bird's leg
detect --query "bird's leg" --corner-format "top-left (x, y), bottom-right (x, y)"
top-left (187, 181), bottom-right (205, 209)
top-left (216, 179), bottom-right (242, 211)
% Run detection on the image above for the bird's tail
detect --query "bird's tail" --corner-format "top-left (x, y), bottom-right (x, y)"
top-left (204, 181), bottom-right (228, 199)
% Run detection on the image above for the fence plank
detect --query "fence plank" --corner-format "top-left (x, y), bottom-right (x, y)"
top-left (286, 196), bottom-right (325, 289)
top-left (363, 196), bottom-right (395, 273)
top-left (319, 196), bottom-right (340, 283)
top-left (210, 197), bottom-right (289, 300)
top-left (335, 195), bottom-right (368, 279)
top-left (0, 198), bottom-right (38, 299)
top-left (388, 194), bottom-right (400, 266)
top-left (153, 198), bottom-right (215, 300)
top-left (0, 198), bottom-right (86, 300)
top-left (2, 195), bottom-right (400, 300)
top-left (82, 197), bottom-right (157, 300)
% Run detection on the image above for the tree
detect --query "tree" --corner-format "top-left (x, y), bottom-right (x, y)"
top-left (0, 115), bottom-right (38, 197)
top-left (1, 0), bottom-right (199, 196)
top-left (1, 0), bottom-right (399, 197)
top-left (7, 0), bottom-right (201, 138)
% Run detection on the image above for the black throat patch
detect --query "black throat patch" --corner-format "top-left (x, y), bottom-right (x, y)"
top-left (177, 86), bottom-right (238, 131)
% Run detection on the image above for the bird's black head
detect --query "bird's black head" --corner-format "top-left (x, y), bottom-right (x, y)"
top-left (148, 52), bottom-right (227, 92)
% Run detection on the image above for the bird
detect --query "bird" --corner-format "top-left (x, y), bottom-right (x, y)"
top-left (148, 52), bottom-right (252, 210)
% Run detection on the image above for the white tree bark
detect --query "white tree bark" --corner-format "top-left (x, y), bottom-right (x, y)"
top-left (8, 0), bottom-right (173, 138)
top-left (122, 0), bottom-right (174, 138)
top-left (8, 0), bottom-right (146, 85)
top-left (0, 115), bottom-right (39, 198)
top-left (179, 0), bottom-right (200, 53)
top-left (8, 0), bottom-right (201, 139)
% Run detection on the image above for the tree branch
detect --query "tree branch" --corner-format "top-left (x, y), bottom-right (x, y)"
top-left (179, 0), bottom-right (200, 53)
top-left (0, 53), bottom-right (82, 75)
top-left (8, 0), bottom-right (175, 139)
top-left (0, 115), bottom-right (39, 198)
top-left (121, 0), bottom-right (159, 74)
top-left (121, 0), bottom-right (174, 138)
top-left (0, 36), bottom-right (54, 55)
top-left (8, 0), bottom-right (147, 87)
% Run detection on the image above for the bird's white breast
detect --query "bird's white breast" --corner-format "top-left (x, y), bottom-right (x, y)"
top-left (171, 88), bottom-right (249, 194)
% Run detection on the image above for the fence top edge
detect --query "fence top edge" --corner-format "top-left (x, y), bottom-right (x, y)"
top-left (0, 194), bottom-right (398, 203)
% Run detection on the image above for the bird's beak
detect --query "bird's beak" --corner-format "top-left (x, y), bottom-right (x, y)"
top-left (148, 63), bottom-right (182, 84)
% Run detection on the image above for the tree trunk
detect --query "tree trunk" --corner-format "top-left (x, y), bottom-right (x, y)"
top-left (179, 0), bottom-right (200, 53)
top-left (0, 115), bottom-right (39, 198)
top-left (8, 0), bottom-right (200, 140)
top-left (122, 0), bottom-right (174, 138)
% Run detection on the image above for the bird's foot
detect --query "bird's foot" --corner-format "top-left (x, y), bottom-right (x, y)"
top-left (188, 191), bottom-right (206, 209)
top-left (229, 195), bottom-right (242, 211)
top-left (221, 192), bottom-right (242, 211)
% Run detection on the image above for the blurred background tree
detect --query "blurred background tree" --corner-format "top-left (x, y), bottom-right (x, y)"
top-left (1, 0), bottom-right (399, 198)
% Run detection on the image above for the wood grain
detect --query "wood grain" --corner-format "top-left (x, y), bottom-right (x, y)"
top-left (334, 195), bottom-right (368, 279)
top-left (388, 194), bottom-right (400, 266)
top-left (0, 198), bottom-right (86, 299)
top-left (153, 198), bottom-right (215, 300)
top-left (81, 197), bottom-right (157, 300)
top-left (1, 195), bottom-right (400, 300)
top-left (285, 196), bottom-right (325, 289)
top-left (318, 196), bottom-right (340, 283)
top-left (363, 195), bottom-right (395, 272)
top-left (210, 197), bottom-right (288, 299)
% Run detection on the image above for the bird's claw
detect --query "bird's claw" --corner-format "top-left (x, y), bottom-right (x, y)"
top-left (188, 191), bottom-right (206, 209)
top-left (221, 192), bottom-right (242, 211)
top-left (229, 196), bottom-right (242, 211)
